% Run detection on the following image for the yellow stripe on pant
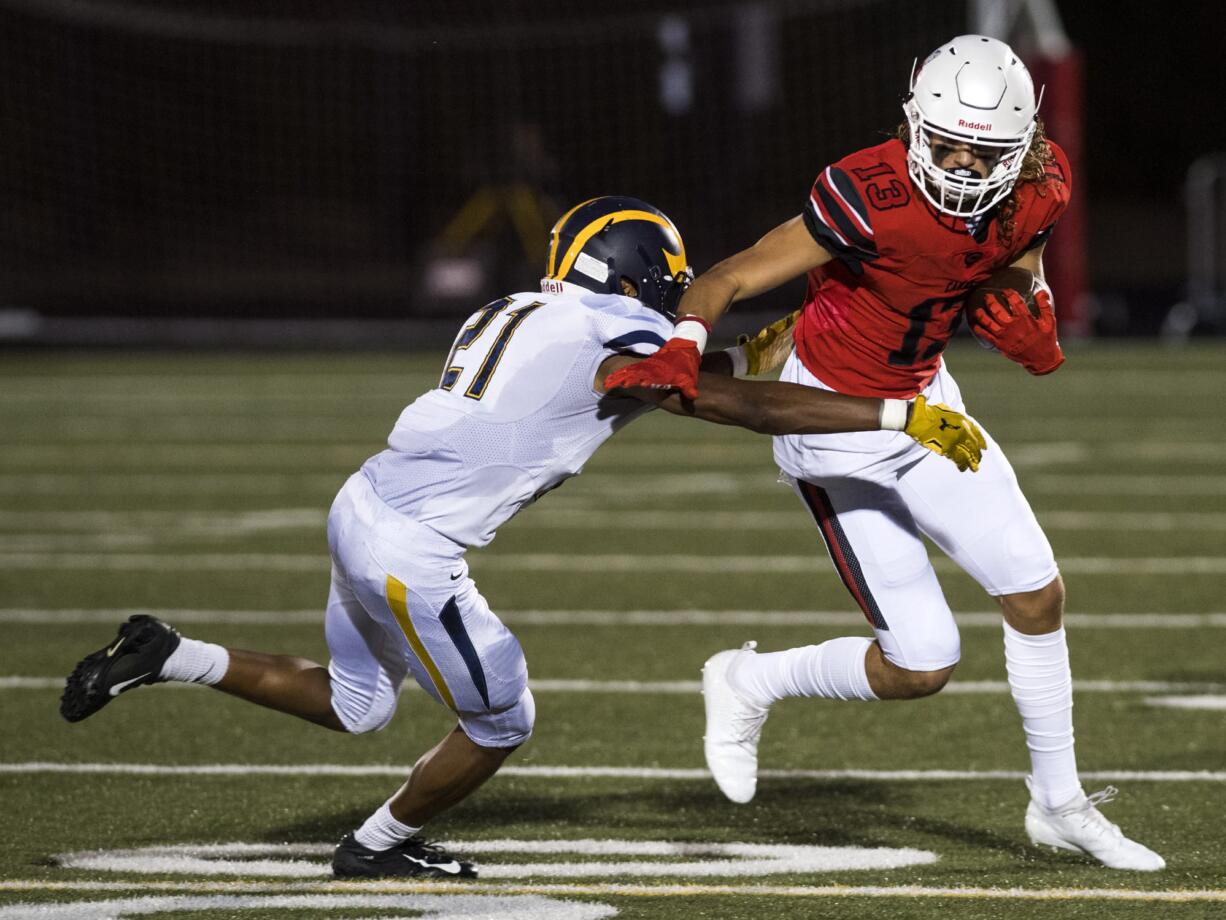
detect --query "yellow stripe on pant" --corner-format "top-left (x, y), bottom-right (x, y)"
top-left (385, 574), bottom-right (457, 710)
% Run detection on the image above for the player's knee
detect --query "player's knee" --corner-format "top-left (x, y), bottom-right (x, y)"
top-left (1001, 575), bottom-right (1065, 634)
top-left (875, 651), bottom-right (956, 700)
top-left (458, 686), bottom-right (536, 748)
top-left (889, 664), bottom-right (955, 699)
top-left (330, 685), bottom-right (397, 735)
top-left (880, 616), bottom-right (961, 677)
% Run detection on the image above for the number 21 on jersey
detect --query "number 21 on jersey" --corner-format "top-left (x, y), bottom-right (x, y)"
top-left (438, 298), bottom-right (544, 399)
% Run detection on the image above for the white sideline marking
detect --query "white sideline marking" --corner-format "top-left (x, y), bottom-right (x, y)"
top-left (3, 763), bottom-right (1225, 782)
top-left (5, 507), bottom-right (1226, 533)
top-left (1145, 695), bottom-right (1226, 711)
top-left (6, 675), bottom-right (1226, 696)
top-left (5, 471), bottom-right (1226, 497)
top-left (55, 840), bottom-right (939, 879)
top-left (3, 552), bottom-right (1226, 575)
top-left (4, 607), bottom-right (1226, 628)
top-left (1, 880), bottom-right (1224, 904)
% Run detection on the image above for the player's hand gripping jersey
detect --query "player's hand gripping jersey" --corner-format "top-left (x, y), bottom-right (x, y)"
top-left (796, 138), bottom-right (1070, 398)
top-left (360, 291), bottom-right (671, 548)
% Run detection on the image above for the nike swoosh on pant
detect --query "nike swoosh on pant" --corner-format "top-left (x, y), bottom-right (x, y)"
top-left (108, 672), bottom-right (152, 696)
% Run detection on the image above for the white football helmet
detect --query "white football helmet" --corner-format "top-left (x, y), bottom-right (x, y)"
top-left (903, 34), bottom-right (1040, 218)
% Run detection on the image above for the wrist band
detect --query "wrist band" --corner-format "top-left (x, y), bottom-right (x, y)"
top-left (879, 398), bottom-right (909, 431)
top-left (672, 314), bottom-right (711, 353)
top-left (724, 345), bottom-right (748, 377)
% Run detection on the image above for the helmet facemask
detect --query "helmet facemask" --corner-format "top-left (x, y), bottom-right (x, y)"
top-left (628, 243), bottom-right (692, 319)
top-left (904, 103), bottom-right (1036, 218)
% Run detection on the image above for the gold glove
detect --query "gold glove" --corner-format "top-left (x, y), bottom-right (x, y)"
top-left (904, 395), bottom-right (988, 473)
top-left (730, 309), bottom-right (800, 376)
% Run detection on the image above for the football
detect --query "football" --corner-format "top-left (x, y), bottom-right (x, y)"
top-left (965, 267), bottom-right (1043, 321)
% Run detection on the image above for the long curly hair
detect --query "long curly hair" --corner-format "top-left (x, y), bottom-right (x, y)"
top-left (894, 118), bottom-right (1059, 244)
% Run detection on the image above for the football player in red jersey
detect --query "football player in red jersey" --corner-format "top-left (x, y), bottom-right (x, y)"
top-left (608, 35), bottom-right (1164, 870)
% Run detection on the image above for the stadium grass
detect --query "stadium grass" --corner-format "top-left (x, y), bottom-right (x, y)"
top-left (1, 343), bottom-right (1224, 919)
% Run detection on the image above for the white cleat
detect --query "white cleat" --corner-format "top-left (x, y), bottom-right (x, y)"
top-left (702, 641), bottom-right (770, 804)
top-left (1025, 783), bottom-right (1166, 871)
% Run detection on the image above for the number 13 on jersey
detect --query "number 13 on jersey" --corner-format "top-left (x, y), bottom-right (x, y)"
top-left (438, 299), bottom-right (544, 399)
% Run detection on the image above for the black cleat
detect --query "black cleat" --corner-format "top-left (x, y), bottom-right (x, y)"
top-left (60, 615), bottom-right (181, 723)
top-left (332, 832), bottom-right (477, 879)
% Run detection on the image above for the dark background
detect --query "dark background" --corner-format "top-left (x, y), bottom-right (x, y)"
top-left (1058, 1), bottom-right (1223, 334)
top-left (0, 0), bottom-right (1220, 340)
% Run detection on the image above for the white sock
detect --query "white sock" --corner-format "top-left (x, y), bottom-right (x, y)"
top-left (731, 636), bottom-right (878, 707)
top-left (1003, 621), bottom-right (1083, 809)
top-left (159, 637), bottom-right (230, 686)
top-left (354, 801), bottom-right (422, 851)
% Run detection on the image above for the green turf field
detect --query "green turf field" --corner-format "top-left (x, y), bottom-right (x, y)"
top-left (2, 343), bottom-right (1224, 919)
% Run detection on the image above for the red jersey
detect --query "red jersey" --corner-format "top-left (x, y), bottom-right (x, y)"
top-left (793, 138), bottom-right (1070, 398)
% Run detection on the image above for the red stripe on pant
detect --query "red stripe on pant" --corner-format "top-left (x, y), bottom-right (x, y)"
top-left (799, 480), bottom-right (888, 630)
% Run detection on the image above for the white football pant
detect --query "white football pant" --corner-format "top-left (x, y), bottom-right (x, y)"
top-left (774, 354), bottom-right (1059, 671)
top-left (323, 472), bottom-right (535, 747)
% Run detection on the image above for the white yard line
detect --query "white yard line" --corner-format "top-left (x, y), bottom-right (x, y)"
top-left (4, 608), bottom-right (1226, 627)
top-left (11, 440), bottom-right (1220, 469)
top-left (4, 439), bottom-right (1226, 470)
top-left (3, 552), bottom-right (1226, 575)
top-left (1, 762), bottom-right (1224, 782)
top-left (522, 508), bottom-right (1226, 531)
top-left (5, 676), bottom-right (1226, 695)
top-left (0, 474), bottom-right (347, 497)
top-left (1145, 696), bottom-right (1226, 711)
top-left (0, 878), bottom-right (1222, 904)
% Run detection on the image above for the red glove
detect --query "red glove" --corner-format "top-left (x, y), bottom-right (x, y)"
top-left (603, 315), bottom-right (710, 399)
top-left (973, 286), bottom-right (1065, 375)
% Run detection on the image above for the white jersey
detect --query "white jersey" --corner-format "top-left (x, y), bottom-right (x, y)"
top-left (361, 290), bottom-right (672, 547)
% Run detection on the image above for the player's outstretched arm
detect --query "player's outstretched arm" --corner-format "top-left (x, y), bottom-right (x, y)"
top-left (699, 309), bottom-right (801, 378)
top-left (658, 371), bottom-right (880, 435)
top-left (601, 217), bottom-right (831, 398)
top-left (680, 216), bottom-right (833, 327)
top-left (600, 357), bottom-right (985, 471)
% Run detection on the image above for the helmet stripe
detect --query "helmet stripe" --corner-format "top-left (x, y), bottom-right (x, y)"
top-left (545, 197), bottom-right (600, 278)
top-left (555, 210), bottom-right (687, 282)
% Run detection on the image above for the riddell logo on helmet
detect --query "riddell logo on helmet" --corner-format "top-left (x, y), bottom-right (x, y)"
top-left (958, 118), bottom-right (992, 131)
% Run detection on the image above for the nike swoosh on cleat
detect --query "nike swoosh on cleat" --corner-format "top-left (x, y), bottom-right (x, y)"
top-left (403, 854), bottom-right (462, 874)
top-left (108, 672), bottom-right (152, 696)
top-left (106, 637), bottom-right (126, 657)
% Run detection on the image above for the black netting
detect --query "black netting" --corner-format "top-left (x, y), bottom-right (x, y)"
top-left (0, 0), bottom-right (963, 320)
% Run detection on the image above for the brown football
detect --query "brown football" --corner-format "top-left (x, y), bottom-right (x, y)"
top-left (965, 267), bottom-right (1042, 321)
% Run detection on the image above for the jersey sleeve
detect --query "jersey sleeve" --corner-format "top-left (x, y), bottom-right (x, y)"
top-left (802, 164), bottom-right (880, 274)
top-left (1020, 141), bottom-right (1073, 251)
top-left (587, 296), bottom-right (672, 358)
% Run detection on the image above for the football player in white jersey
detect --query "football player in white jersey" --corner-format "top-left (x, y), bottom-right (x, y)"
top-left (59, 196), bottom-right (985, 879)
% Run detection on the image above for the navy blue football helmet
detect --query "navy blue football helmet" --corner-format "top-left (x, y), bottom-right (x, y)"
top-left (541, 196), bottom-right (692, 318)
